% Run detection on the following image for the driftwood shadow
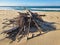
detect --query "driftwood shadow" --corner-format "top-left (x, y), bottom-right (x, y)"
top-left (27, 13), bottom-right (56, 40)
top-left (29, 13), bottom-right (56, 33)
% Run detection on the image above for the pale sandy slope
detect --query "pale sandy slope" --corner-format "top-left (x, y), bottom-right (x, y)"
top-left (27, 30), bottom-right (60, 45)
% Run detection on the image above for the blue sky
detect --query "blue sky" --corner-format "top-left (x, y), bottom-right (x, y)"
top-left (0, 0), bottom-right (60, 6)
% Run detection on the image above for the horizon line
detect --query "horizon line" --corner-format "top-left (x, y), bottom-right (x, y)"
top-left (0, 5), bottom-right (60, 6)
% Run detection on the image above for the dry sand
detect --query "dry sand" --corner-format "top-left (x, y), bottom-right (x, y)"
top-left (0, 10), bottom-right (60, 45)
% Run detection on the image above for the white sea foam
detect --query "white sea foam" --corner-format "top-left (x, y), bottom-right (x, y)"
top-left (31, 8), bottom-right (60, 10)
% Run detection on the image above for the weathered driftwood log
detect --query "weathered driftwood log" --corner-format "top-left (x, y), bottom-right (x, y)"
top-left (26, 10), bottom-right (42, 34)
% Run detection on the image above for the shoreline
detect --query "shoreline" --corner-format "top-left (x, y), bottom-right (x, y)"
top-left (0, 9), bottom-right (60, 12)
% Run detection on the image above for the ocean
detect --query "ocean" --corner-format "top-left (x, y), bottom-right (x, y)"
top-left (0, 6), bottom-right (60, 12)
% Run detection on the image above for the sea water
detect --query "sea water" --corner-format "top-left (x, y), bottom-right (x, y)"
top-left (0, 6), bottom-right (60, 12)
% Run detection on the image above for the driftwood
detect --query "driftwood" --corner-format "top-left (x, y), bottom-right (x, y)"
top-left (1, 10), bottom-right (46, 42)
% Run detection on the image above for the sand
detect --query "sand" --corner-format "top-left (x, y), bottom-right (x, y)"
top-left (27, 30), bottom-right (60, 45)
top-left (0, 10), bottom-right (60, 45)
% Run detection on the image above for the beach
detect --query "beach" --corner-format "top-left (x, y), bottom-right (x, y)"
top-left (0, 10), bottom-right (60, 45)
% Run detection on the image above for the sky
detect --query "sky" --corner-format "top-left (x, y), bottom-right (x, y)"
top-left (0, 0), bottom-right (60, 6)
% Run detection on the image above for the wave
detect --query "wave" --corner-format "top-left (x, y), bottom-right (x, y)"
top-left (30, 8), bottom-right (60, 10)
top-left (0, 6), bottom-right (60, 12)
